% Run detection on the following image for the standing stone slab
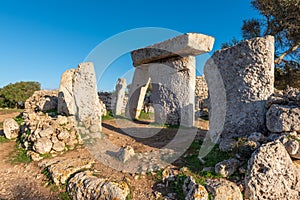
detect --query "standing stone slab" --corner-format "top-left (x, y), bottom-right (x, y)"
top-left (57, 69), bottom-right (76, 116)
top-left (129, 33), bottom-right (214, 127)
top-left (245, 141), bottom-right (300, 200)
top-left (204, 36), bottom-right (274, 138)
top-left (73, 62), bottom-right (102, 132)
top-left (126, 65), bottom-right (151, 119)
top-left (113, 78), bottom-right (127, 115)
top-left (149, 56), bottom-right (195, 127)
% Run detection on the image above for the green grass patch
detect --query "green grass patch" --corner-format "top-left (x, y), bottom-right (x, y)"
top-left (102, 111), bottom-right (114, 121)
top-left (178, 140), bottom-right (231, 181)
top-left (0, 121), bottom-right (3, 129)
top-left (14, 114), bottom-right (24, 126)
top-left (9, 144), bottom-right (31, 164)
top-left (0, 136), bottom-right (10, 143)
top-left (138, 111), bottom-right (154, 120)
top-left (58, 192), bottom-right (71, 200)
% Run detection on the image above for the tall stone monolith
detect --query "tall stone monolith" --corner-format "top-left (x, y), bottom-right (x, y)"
top-left (204, 36), bottom-right (274, 139)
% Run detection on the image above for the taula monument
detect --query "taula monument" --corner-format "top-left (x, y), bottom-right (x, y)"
top-left (126, 33), bottom-right (215, 127)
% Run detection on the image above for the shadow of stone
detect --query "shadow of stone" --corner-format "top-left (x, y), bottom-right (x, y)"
top-left (12, 184), bottom-right (57, 200)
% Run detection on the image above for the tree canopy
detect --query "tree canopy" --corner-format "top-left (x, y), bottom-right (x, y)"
top-left (222, 0), bottom-right (300, 89)
top-left (0, 81), bottom-right (41, 108)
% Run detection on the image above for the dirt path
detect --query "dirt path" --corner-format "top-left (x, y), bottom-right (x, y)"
top-left (0, 141), bottom-right (59, 200)
top-left (0, 114), bottom-right (209, 200)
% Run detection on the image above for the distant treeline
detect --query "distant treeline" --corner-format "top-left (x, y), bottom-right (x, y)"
top-left (0, 81), bottom-right (41, 108)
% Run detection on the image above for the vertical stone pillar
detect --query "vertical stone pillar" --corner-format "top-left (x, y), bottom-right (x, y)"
top-left (113, 78), bottom-right (127, 115)
top-left (204, 36), bottom-right (274, 138)
top-left (57, 69), bottom-right (76, 116)
top-left (130, 33), bottom-right (214, 127)
top-left (73, 62), bottom-right (102, 133)
top-left (126, 65), bottom-right (151, 119)
top-left (148, 56), bottom-right (195, 127)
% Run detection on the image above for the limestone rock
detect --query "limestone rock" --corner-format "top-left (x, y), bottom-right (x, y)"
top-left (113, 78), bottom-right (127, 115)
top-left (149, 56), bottom-right (196, 127)
top-left (73, 62), bottom-right (102, 132)
top-left (215, 158), bottom-right (240, 177)
top-left (52, 140), bottom-right (65, 152)
top-left (266, 104), bottom-right (300, 133)
top-left (3, 118), bottom-right (19, 139)
top-left (38, 157), bottom-right (95, 185)
top-left (183, 176), bottom-right (208, 200)
top-left (206, 179), bottom-right (242, 200)
top-left (284, 139), bottom-right (300, 155)
top-left (131, 33), bottom-right (215, 66)
top-left (25, 90), bottom-right (58, 112)
top-left (39, 127), bottom-right (54, 139)
top-left (57, 69), bottom-right (76, 116)
top-left (67, 171), bottom-right (130, 200)
top-left (248, 132), bottom-right (266, 143)
top-left (245, 141), bottom-right (300, 200)
top-left (205, 36), bottom-right (274, 139)
top-left (33, 137), bottom-right (53, 154)
top-left (219, 138), bottom-right (236, 152)
top-left (117, 146), bottom-right (135, 163)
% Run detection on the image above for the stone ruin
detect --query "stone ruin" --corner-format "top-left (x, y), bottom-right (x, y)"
top-left (127, 33), bottom-right (215, 127)
top-left (2, 32), bottom-right (300, 200)
top-left (205, 35), bottom-right (274, 140)
top-left (113, 78), bottom-right (127, 115)
top-left (7, 62), bottom-right (104, 160)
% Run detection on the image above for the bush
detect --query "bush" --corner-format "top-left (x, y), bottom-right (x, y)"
top-left (0, 81), bottom-right (41, 108)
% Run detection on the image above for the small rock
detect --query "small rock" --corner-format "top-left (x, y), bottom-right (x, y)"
top-left (206, 179), bottom-right (243, 200)
top-left (183, 176), bottom-right (208, 200)
top-left (33, 137), bottom-right (53, 154)
top-left (56, 116), bottom-right (68, 126)
top-left (215, 158), bottom-right (240, 177)
top-left (248, 132), bottom-right (266, 143)
top-left (52, 141), bottom-right (65, 152)
top-left (3, 118), bottom-right (19, 139)
top-left (284, 139), bottom-right (299, 155)
top-left (57, 130), bottom-right (70, 141)
top-left (39, 127), bottom-right (54, 138)
top-left (117, 146), bottom-right (135, 163)
top-left (219, 137), bottom-right (236, 152)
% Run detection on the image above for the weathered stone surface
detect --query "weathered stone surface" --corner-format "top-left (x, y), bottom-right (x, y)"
top-left (39, 157), bottom-right (95, 185)
top-left (284, 139), bottom-right (300, 155)
top-left (33, 137), bottom-right (53, 154)
top-left (149, 56), bottom-right (195, 127)
top-left (67, 171), bottom-right (129, 200)
top-left (126, 65), bottom-right (151, 119)
top-left (113, 78), bottom-right (127, 115)
top-left (206, 179), bottom-right (242, 200)
top-left (57, 69), bottom-right (76, 116)
top-left (204, 36), bottom-right (274, 139)
top-left (131, 33), bottom-right (215, 66)
top-left (25, 90), bottom-right (58, 112)
top-left (117, 146), bottom-right (135, 163)
top-left (73, 62), bottom-right (102, 132)
top-left (248, 132), bottom-right (266, 143)
top-left (266, 104), bottom-right (300, 133)
top-left (245, 141), bottom-right (300, 200)
top-left (215, 158), bottom-right (240, 177)
top-left (3, 118), bottom-right (19, 139)
top-left (183, 176), bottom-right (208, 200)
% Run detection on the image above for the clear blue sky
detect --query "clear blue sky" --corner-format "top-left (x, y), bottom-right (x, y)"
top-left (0, 0), bottom-right (260, 91)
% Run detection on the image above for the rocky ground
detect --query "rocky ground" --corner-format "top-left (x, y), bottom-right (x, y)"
top-left (0, 109), bottom-right (211, 199)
